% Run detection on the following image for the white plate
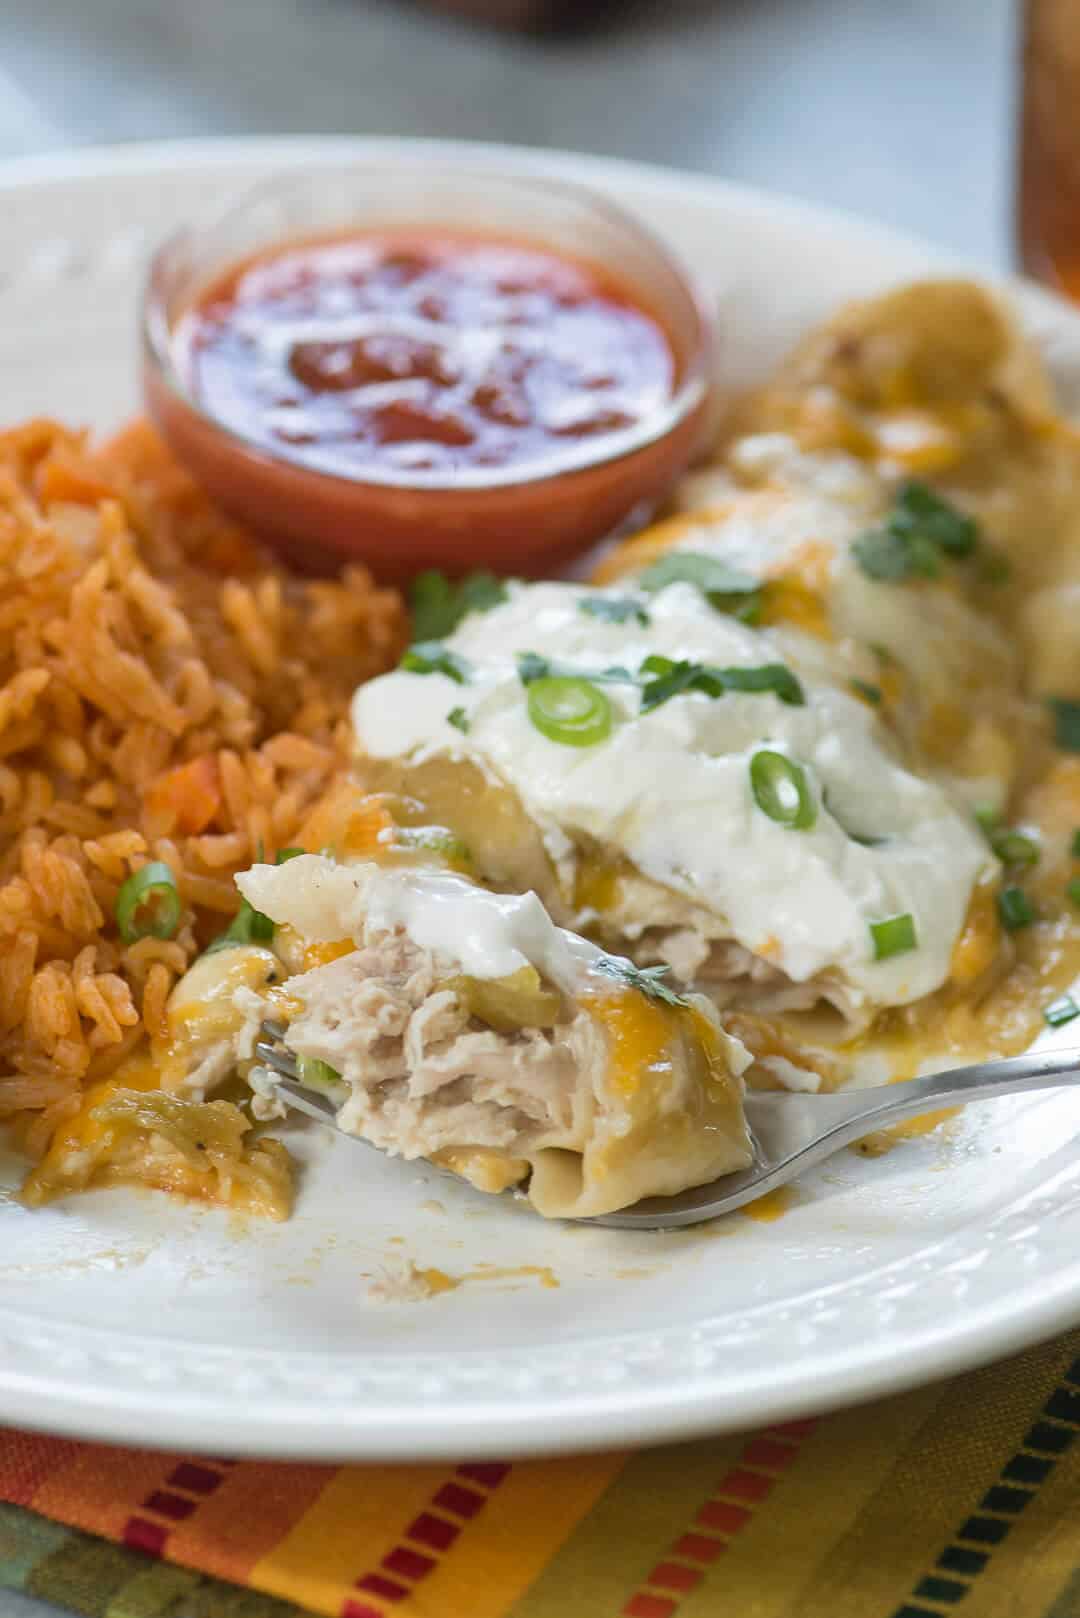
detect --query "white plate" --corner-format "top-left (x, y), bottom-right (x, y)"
top-left (4, 136), bottom-right (1080, 1463)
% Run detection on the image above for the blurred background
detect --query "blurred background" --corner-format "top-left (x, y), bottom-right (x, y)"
top-left (0, 0), bottom-right (1014, 265)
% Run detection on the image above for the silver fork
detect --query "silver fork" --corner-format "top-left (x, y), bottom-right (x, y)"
top-left (254, 1025), bottom-right (1080, 1230)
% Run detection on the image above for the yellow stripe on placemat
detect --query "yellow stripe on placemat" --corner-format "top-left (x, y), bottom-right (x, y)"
top-left (407, 1451), bottom-right (627, 1618)
top-left (248, 1464), bottom-right (449, 1612)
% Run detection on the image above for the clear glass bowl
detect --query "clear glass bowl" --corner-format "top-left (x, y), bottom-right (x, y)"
top-left (141, 159), bottom-right (713, 577)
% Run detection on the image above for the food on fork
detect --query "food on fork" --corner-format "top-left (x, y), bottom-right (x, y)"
top-left (66, 849), bottom-right (750, 1221)
top-left (234, 855), bottom-right (752, 1218)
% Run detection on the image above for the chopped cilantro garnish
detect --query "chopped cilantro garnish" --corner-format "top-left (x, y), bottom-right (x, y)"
top-left (409, 570), bottom-right (509, 641)
top-left (1049, 698), bottom-right (1080, 753)
top-left (890, 479), bottom-right (977, 558)
top-left (516, 651), bottom-right (803, 714)
top-left (853, 525), bottom-right (942, 581)
top-left (854, 481), bottom-right (978, 582)
top-left (715, 663), bottom-right (805, 704)
top-left (591, 955), bottom-right (689, 1008)
top-left (400, 641), bottom-right (472, 684)
top-left (998, 885), bottom-right (1036, 931)
top-left (579, 594), bottom-right (651, 627)
top-left (978, 545), bottom-right (1012, 586)
top-left (638, 550), bottom-right (762, 619)
top-left (638, 655), bottom-right (804, 713)
top-left (516, 652), bottom-right (634, 687)
top-left (205, 896), bottom-right (275, 954)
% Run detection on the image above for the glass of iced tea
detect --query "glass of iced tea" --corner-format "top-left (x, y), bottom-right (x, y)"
top-left (1020, 0), bottom-right (1080, 295)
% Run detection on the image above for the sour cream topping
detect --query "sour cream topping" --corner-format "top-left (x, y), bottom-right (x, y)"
top-left (240, 854), bottom-right (606, 994)
top-left (675, 439), bottom-right (1018, 807)
top-left (350, 579), bottom-right (995, 1010)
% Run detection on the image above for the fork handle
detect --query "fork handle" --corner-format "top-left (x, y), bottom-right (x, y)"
top-left (779, 1045), bottom-right (1080, 1144)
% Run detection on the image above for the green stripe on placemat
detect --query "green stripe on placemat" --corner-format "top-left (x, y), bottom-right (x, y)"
top-left (0, 1502), bottom-right (315, 1618)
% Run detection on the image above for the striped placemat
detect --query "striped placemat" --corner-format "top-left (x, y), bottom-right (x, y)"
top-left (0, 1328), bottom-right (1079, 1618)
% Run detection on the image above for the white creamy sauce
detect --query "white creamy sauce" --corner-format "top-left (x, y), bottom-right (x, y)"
top-left (239, 855), bottom-right (603, 993)
top-left (675, 437), bottom-right (1017, 809)
top-left (351, 578), bottom-right (994, 1010)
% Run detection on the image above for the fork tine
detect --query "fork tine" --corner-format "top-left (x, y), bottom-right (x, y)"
top-left (256, 1022), bottom-right (301, 1080)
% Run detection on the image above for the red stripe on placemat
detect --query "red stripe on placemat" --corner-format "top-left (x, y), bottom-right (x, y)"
top-left (617, 1420), bottom-right (820, 1616)
top-left (339, 1461), bottom-right (513, 1615)
top-left (121, 1457), bottom-right (234, 1560)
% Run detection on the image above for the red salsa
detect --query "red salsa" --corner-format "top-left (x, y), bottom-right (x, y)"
top-left (176, 233), bottom-right (677, 481)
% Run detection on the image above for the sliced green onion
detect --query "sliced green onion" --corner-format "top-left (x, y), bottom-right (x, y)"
top-left (870, 912), bottom-right (918, 961)
top-left (850, 678), bottom-right (882, 705)
top-left (295, 1055), bottom-right (343, 1092)
top-left (1071, 828), bottom-right (1080, 858)
top-left (400, 641), bottom-right (472, 684)
top-left (527, 676), bottom-right (613, 748)
top-left (974, 805), bottom-right (1000, 835)
top-left (1066, 877), bottom-right (1080, 908)
top-left (447, 706), bottom-right (470, 734)
top-left (275, 846), bottom-right (304, 864)
top-left (1048, 698), bottom-right (1080, 753)
top-left (579, 594), bottom-right (650, 627)
top-left (409, 570), bottom-right (508, 640)
top-left (989, 827), bottom-right (1040, 868)
top-left (749, 750), bottom-right (817, 831)
top-left (998, 886), bottom-right (1036, 931)
top-left (1045, 995), bottom-right (1080, 1029)
top-left (115, 861), bottom-right (182, 944)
